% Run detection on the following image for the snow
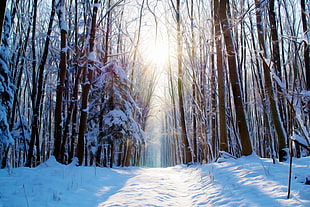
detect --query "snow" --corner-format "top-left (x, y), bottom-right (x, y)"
top-left (301, 90), bottom-right (310, 98)
top-left (291, 134), bottom-right (310, 149)
top-left (103, 109), bottom-right (128, 128)
top-left (58, 5), bottom-right (68, 32)
top-left (88, 52), bottom-right (97, 62)
top-left (0, 10), bottom-right (14, 150)
top-left (0, 105), bottom-right (14, 147)
top-left (101, 61), bottom-right (128, 82)
top-left (0, 155), bottom-right (309, 207)
top-left (202, 154), bottom-right (310, 206)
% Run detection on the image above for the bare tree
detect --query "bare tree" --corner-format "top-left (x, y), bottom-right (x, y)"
top-left (254, 0), bottom-right (287, 161)
top-left (214, 0), bottom-right (228, 154)
top-left (171, 0), bottom-right (193, 164)
top-left (301, 0), bottom-right (310, 90)
top-left (219, 0), bottom-right (252, 156)
top-left (53, 0), bottom-right (68, 163)
top-left (76, 0), bottom-right (99, 165)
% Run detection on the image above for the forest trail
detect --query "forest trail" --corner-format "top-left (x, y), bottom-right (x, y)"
top-left (98, 166), bottom-right (208, 206)
top-left (1, 156), bottom-right (309, 207)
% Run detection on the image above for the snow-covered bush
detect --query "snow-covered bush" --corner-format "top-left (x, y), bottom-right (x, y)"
top-left (0, 10), bottom-right (14, 168)
top-left (88, 62), bottom-right (145, 166)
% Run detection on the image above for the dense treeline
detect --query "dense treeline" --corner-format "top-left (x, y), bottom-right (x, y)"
top-left (0, 0), bottom-right (155, 168)
top-left (161, 0), bottom-right (310, 166)
top-left (0, 0), bottom-right (309, 168)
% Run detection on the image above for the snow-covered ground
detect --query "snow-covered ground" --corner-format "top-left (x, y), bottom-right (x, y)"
top-left (0, 154), bottom-right (309, 207)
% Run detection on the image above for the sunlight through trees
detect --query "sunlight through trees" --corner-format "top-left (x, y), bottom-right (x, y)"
top-left (0, 0), bottom-right (309, 168)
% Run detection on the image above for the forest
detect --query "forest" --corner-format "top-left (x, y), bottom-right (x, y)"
top-left (0, 0), bottom-right (309, 169)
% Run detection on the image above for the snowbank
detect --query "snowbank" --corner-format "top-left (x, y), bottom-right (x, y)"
top-left (0, 155), bottom-right (309, 206)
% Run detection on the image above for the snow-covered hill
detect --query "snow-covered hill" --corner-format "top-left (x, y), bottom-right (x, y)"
top-left (0, 154), bottom-right (309, 207)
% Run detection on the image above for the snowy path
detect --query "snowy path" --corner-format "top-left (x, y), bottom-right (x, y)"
top-left (98, 166), bottom-right (208, 206)
top-left (1, 155), bottom-right (309, 207)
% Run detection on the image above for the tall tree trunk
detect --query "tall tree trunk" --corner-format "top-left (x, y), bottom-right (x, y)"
top-left (53, 0), bottom-right (68, 162)
top-left (76, 0), bottom-right (99, 165)
top-left (31, 0), bottom-right (56, 165)
top-left (249, 9), bottom-right (276, 159)
top-left (211, 52), bottom-right (217, 159)
top-left (219, 0), bottom-right (252, 156)
top-left (103, 0), bottom-right (111, 64)
top-left (68, 0), bottom-right (80, 162)
top-left (189, 0), bottom-right (197, 162)
top-left (167, 34), bottom-right (181, 164)
top-left (26, 0), bottom-right (40, 167)
top-left (268, 0), bottom-right (281, 78)
top-left (0, 0), bottom-right (7, 43)
top-left (130, 0), bottom-right (145, 90)
top-left (61, 0), bottom-right (80, 164)
top-left (301, 0), bottom-right (310, 90)
top-left (61, 68), bottom-right (81, 163)
top-left (175, 0), bottom-right (192, 164)
top-left (254, 0), bottom-right (287, 161)
top-left (268, 0), bottom-right (287, 132)
top-left (10, 4), bottom-right (32, 131)
top-left (214, 0), bottom-right (228, 154)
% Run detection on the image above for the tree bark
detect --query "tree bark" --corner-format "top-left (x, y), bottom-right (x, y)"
top-left (214, 0), bottom-right (228, 154)
top-left (53, 0), bottom-right (68, 162)
top-left (254, 0), bottom-right (287, 161)
top-left (76, 0), bottom-right (99, 165)
top-left (189, 0), bottom-right (198, 162)
top-left (26, 0), bottom-right (40, 167)
top-left (219, 0), bottom-right (252, 156)
top-left (175, 0), bottom-right (192, 164)
top-left (301, 0), bottom-right (310, 90)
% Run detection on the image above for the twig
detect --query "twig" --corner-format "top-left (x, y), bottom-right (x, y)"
top-left (23, 184), bottom-right (30, 207)
top-left (287, 139), bottom-right (293, 199)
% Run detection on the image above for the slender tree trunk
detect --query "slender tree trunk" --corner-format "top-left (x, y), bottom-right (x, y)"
top-left (175, 0), bottom-right (192, 164)
top-left (268, 0), bottom-right (281, 78)
top-left (219, 0), bottom-right (252, 156)
top-left (53, 0), bottom-right (68, 162)
top-left (61, 68), bottom-right (81, 163)
top-left (0, 0), bottom-right (7, 43)
top-left (61, 0), bottom-right (80, 163)
top-left (189, 0), bottom-right (197, 162)
top-left (167, 33), bottom-right (181, 164)
top-left (301, 0), bottom-right (310, 90)
top-left (211, 52), bottom-right (217, 159)
top-left (110, 142), bottom-right (114, 168)
top-left (76, 0), bottom-right (99, 165)
top-left (254, 0), bottom-right (287, 161)
top-left (214, 0), bottom-right (228, 154)
top-left (10, 10), bottom-right (32, 131)
top-left (103, 0), bottom-right (111, 64)
top-left (130, 0), bottom-right (145, 89)
top-left (269, 0), bottom-right (287, 132)
top-left (121, 139), bottom-right (131, 167)
top-left (68, 0), bottom-right (79, 162)
top-left (26, 0), bottom-right (40, 167)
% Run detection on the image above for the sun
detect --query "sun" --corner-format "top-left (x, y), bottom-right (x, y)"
top-left (143, 40), bottom-right (169, 67)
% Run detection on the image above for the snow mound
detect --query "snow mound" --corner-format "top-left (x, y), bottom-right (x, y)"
top-left (38, 156), bottom-right (64, 168)
top-left (201, 155), bottom-right (310, 206)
